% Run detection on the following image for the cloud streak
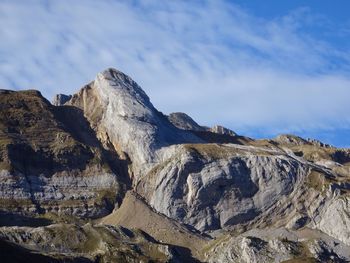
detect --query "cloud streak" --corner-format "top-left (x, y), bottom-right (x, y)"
top-left (1, 0), bottom-right (350, 145)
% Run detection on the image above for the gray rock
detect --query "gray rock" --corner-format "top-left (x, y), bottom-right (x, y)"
top-left (167, 112), bottom-right (205, 131)
top-left (210, 125), bottom-right (237, 136)
top-left (1, 67), bottom-right (350, 262)
top-left (137, 144), bottom-right (308, 232)
top-left (274, 134), bottom-right (309, 146)
top-left (316, 195), bottom-right (350, 246)
top-left (206, 227), bottom-right (350, 262)
top-left (52, 94), bottom-right (72, 106)
top-left (0, 169), bottom-right (121, 218)
top-left (67, 68), bottom-right (202, 180)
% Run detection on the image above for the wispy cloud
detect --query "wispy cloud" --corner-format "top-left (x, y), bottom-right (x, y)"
top-left (1, 0), bottom-right (350, 145)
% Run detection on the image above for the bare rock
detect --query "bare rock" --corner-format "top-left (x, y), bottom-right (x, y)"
top-left (0, 89), bottom-right (128, 218)
top-left (316, 196), bottom-right (350, 246)
top-left (167, 112), bottom-right (205, 131)
top-left (206, 227), bottom-right (350, 262)
top-left (52, 94), bottom-right (72, 106)
top-left (67, 68), bottom-right (202, 180)
top-left (210, 125), bottom-right (237, 136)
top-left (137, 144), bottom-right (309, 232)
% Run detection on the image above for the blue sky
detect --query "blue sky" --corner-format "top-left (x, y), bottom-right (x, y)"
top-left (1, 0), bottom-right (350, 147)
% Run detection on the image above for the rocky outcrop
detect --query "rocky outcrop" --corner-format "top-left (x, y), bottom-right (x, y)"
top-left (0, 90), bottom-right (128, 218)
top-left (52, 94), bottom-right (72, 106)
top-left (66, 68), bottom-right (202, 180)
top-left (0, 169), bottom-right (120, 217)
top-left (1, 68), bottom-right (350, 262)
top-left (167, 112), bottom-right (205, 131)
top-left (316, 195), bottom-right (350, 246)
top-left (0, 223), bottom-right (180, 262)
top-left (137, 143), bottom-right (317, 232)
top-left (274, 134), bottom-right (310, 146)
top-left (209, 125), bottom-right (237, 136)
top-left (206, 227), bottom-right (350, 262)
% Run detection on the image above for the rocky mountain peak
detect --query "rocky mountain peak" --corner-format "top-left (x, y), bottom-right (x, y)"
top-left (99, 67), bottom-right (138, 86)
top-left (93, 68), bottom-right (157, 122)
top-left (67, 68), bottom-right (202, 179)
top-left (1, 68), bottom-right (350, 262)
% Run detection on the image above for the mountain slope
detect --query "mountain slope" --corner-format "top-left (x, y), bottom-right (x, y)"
top-left (0, 68), bottom-right (349, 262)
top-left (66, 68), bottom-right (202, 181)
top-left (101, 190), bottom-right (207, 260)
top-left (0, 89), bottom-right (128, 219)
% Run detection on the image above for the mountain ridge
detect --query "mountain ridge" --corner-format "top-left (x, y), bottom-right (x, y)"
top-left (0, 68), bottom-right (349, 262)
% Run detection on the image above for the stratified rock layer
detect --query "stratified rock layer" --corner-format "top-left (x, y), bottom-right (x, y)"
top-left (67, 68), bottom-right (202, 180)
top-left (0, 89), bottom-right (128, 218)
top-left (0, 68), bottom-right (349, 262)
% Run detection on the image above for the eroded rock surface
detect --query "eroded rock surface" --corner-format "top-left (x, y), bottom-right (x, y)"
top-left (67, 68), bottom-right (202, 180)
top-left (0, 68), bottom-right (350, 262)
top-left (52, 94), bottom-right (72, 106)
top-left (0, 223), bottom-right (181, 262)
top-left (137, 144), bottom-right (310, 232)
top-left (167, 112), bottom-right (205, 131)
top-left (0, 90), bottom-right (128, 218)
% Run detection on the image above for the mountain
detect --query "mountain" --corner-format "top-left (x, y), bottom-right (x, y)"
top-left (65, 68), bottom-right (202, 181)
top-left (0, 68), bottom-right (349, 262)
top-left (0, 89), bottom-right (129, 218)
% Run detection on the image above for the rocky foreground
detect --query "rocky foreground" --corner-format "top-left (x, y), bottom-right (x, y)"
top-left (0, 68), bottom-right (350, 262)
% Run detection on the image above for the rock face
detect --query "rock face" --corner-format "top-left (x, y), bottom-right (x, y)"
top-left (0, 223), bottom-right (181, 262)
top-left (206, 228), bottom-right (350, 262)
top-left (210, 125), bottom-right (237, 136)
top-left (316, 195), bottom-right (350, 246)
top-left (275, 134), bottom-right (309, 146)
top-left (167, 113), bottom-right (237, 137)
top-left (52, 94), bottom-right (72, 106)
top-left (0, 68), bottom-right (350, 262)
top-left (67, 68), bottom-right (202, 180)
top-left (167, 112), bottom-right (205, 131)
top-left (137, 144), bottom-right (309, 232)
top-left (0, 90), bottom-right (128, 218)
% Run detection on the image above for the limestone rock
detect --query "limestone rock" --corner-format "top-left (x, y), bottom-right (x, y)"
top-left (0, 223), bottom-right (181, 262)
top-left (0, 89), bottom-right (128, 218)
top-left (52, 94), bottom-right (72, 106)
top-left (137, 143), bottom-right (309, 232)
top-left (206, 227), bottom-right (350, 262)
top-left (274, 134), bottom-right (309, 146)
top-left (167, 112), bottom-right (205, 131)
top-left (210, 125), bottom-right (237, 136)
top-left (316, 196), bottom-right (350, 246)
top-left (67, 68), bottom-right (202, 180)
top-left (1, 68), bottom-right (350, 262)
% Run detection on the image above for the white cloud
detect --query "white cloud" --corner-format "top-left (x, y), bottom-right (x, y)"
top-left (0, 0), bottom-right (350, 143)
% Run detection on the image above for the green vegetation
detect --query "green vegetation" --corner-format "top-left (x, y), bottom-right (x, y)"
top-left (184, 143), bottom-right (274, 159)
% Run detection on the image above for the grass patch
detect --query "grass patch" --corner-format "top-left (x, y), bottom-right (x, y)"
top-left (0, 198), bottom-right (33, 209)
top-left (281, 241), bottom-right (317, 263)
top-left (306, 170), bottom-right (328, 192)
top-left (0, 161), bottom-right (11, 171)
top-left (96, 188), bottom-right (118, 205)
